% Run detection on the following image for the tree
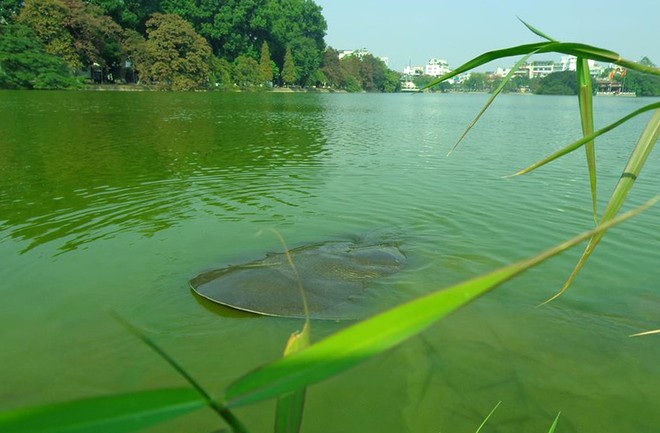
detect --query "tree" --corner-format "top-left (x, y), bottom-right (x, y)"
top-left (144, 13), bottom-right (211, 90)
top-left (321, 47), bottom-right (344, 88)
top-left (282, 46), bottom-right (297, 86)
top-left (168, 0), bottom-right (269, 61)
top-left (464, 72), bottom-right (488, 91)
top-left (17, 0), bottom-right (122, 71)
top-left (262, 0), bottom-right (326, 84)
top-left (17, 0), bottom-right (78, 67)
top-left (1, 0), bottom-right (23, 23)
top-left (232, 54), bottom-right (260, 87)
top-left (211, 55), bottom-right (232, 89)
top-left (620, 57), bottom-right (660, 96)
top-left (0, 23), bottom-right (78, 89)
top-left (121, 28), bottom-right (148, 83)
top-left (535, 70), bottom-right (580, 95)
top-left (259, 41), bottom-right (273, 85)
top-left (88, 0), bottom-right (161, 31)
top-left (383, 70), bottom-right (401, 93)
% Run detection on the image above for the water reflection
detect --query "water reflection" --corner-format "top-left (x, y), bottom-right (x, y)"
top-left (0, 92), bottom-right (329, 253)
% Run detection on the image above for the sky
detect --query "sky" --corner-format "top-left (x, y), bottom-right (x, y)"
top-left (314, 0), bottom-right (660, 72)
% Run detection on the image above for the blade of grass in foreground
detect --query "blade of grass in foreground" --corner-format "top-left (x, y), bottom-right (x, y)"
top-left (545, 109), bottom-right (660, 303)
top-left (223, 198), bottom-right (657, 408)
top-left (518, 18), bottom-right (557, 42)
top-left (0, 388), bottom-right (205, 433)
top-left (423, 40), bottom-right (658, 91)
top-left (474, 401), bottom-right (501, 433)
top-left (274, 323), bottom-right (311, 433)
top-left (576, 57), bottom-right (598, 223)
top-left (273, 230), bottom-right (311, 433)
top-left (547, 412), bottom-right (561, 433)
top-left (630, 329), bottom-right (660, 337)
top-left (447, 52), bottom-right (537, 155)
top-left (513, 103), bottom-right (660, 176)
top-left (112, 312), bottom-right (250, 433)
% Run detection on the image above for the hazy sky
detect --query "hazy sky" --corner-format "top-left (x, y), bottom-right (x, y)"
top-left (314, 0), bottom-right (660, 72)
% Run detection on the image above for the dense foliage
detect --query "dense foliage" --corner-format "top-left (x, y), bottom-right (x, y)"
top-left (0, 22), bottom-right (79, 88)
top-left (617, 57), bottom-right (660, 96)
top-left (1, 0), bottom-right (404, 91)
top-left (320, 48), bottom-right (400, 92)
top-left (533, 70), bottom-right (581, 95)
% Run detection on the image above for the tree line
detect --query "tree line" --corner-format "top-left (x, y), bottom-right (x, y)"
top-left (0, 0), bottom-right (402, 92)
top-left (414, 57), bottom-right (659, 97)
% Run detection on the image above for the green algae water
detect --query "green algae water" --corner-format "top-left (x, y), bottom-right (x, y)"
top-left (1, 90), bottom-right (659, 433)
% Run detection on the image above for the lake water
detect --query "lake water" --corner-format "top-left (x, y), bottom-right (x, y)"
top-left (1, 90), bottom-right (659, 433)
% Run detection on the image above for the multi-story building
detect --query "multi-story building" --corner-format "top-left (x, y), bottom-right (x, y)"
top-left (425, 58), bottom-right (451, 77)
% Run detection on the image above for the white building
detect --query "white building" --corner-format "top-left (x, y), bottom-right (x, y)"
top-left (338, 48), bottom-right (372, 60)
top-left (403, 65), bottom-right (424, 76)
top-left (425, 58), bottom-right (451, 77)
top-left (559, 55), bottom-right (603, 77)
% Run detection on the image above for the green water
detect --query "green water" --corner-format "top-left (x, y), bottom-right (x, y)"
top-left (1, 90), bottom-right (659, 432)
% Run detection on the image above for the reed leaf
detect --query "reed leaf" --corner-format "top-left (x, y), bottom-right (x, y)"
top-left (514, 103), bottom-right (660, 176)
top-left (423, 39), bottom-right (659, 91)
top-left (518, 18), bottom-right (557, 42)
top-left (0, 388), bottom-right (205, 433)
top-left (474, 401), bottom-right (501, 433)
top-left (274, 323), bottom-right (310, 433)
top-left (547, 412), bottom-right (561, 433)
top-left (112, 312), bottom-right (250, 433)
top-left (630, 329), bottom-right (660, 337)
top-left (273, 230), bottom-right (311, 433)
top-left (545, 110), bottom-right (660, 303)
top-left (223, 199), bottom-right (656, 408)
top-left (576, 57), bottom-right (598, 223)
top-left (447, 52), bottom-right (538, 155)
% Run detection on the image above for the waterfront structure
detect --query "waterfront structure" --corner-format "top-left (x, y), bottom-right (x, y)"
top-left (339, 48), bottom-right (388, 66)
top-left (425, 58), bottom-right (451, 77)
top-left (402, 65), bottom-right (424, 76)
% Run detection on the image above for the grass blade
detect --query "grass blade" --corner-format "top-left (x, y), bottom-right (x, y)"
top-left (273, 230), bottom-right (311, 433)
top-left (423, 39), bottom-right (659, 91)
top-left (545, 110), bottom-right (660, 303)
top-left (576, 57), bottom-right (598, 223)
top-left (513, 103), bottom-right (660, 176)
top-left (474, 401), bottom-right (501, 433)
top-left (630, 329), bottom-right (660, 337)
top-left (547, 412), bottom-right (561, 433)
top-left (274, 323), bottom-right (311, 433)
top-left (518, 17), bottom-right (557, 42)
top-left (448, 52), bottom-right (538, 155)
top-left (223, 199), bottom-right (656, 408)
top-left (422, 41), bottom-right (553, 90)
top-left (112, 312), bottom-right (250, 433)
top-left (0, 388), bottom-right (205, 433)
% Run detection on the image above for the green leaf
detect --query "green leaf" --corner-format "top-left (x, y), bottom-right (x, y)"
top-left (112, 313), bottom-right (251, 433)
top-left (273, 229), bottom-right (311, 433)
top-left (630, 329), bottom-right (660, 337)
top-left (547, 412), bottom-right (561, 433)
top-left (474, 401), bottom-right (501, 433)
top-left (423, 40), bottom-right (659, 91)
top-left (576, 57), bottom-right (598, 223)
top-left (274, 323), bottom-right (311, 433)
top-left (422, 41), bottom-right (554, 90)
top-left (223, 199), bottom-right (656, 408)
top-left (545, 109), bottom-right (660, 302)
top-left (0, 388), bottom-right (205, 433)
top-left (448, 52), bottom-right (538, 155)
top-left (514, 102), bottom-right (660, 176)
top-left (518, 18), bottom-right (557, 42)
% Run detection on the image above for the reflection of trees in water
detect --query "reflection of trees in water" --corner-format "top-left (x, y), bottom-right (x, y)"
top-left (0, 92), bottom-right (328, 253)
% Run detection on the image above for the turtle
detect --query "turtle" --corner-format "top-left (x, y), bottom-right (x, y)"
top-left (190, 240), bottom-right (406, 320)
